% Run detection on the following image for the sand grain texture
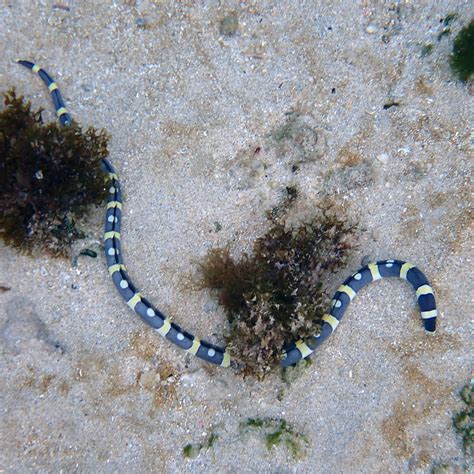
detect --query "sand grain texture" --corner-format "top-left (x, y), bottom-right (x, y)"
top-left (0, 1), bottom-right (472, 472)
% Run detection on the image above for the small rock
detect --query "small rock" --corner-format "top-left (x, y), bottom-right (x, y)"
top-left (180, 369), bottom-right (207, 387)
top-left (376, 153), bottom-right (389, 164)
top-left (136, 18), bottom-right (147, 28)
top-left (366, 24), bottom-right (378, 34)
top-left (40, 267), bottom-right (49, 277)
top-left (361, 255), bottom-right (372, 267)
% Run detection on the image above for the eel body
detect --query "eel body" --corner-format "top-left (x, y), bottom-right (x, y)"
top-left (17, 61), bottom-right (437, 369)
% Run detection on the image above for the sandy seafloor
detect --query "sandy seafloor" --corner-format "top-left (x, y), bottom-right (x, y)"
top-left (0, 1), bottom-right (473, 472)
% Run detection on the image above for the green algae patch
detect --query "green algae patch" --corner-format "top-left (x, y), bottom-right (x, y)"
top-left (241, 417), bottom-right (309, 458)
top-left (219, 12), bottom-right (239, 37)
top-left (281, 358), bottom-right (312, 385)
top-left (452, 383), bottom-right (473, 455)
top-left (182, 443), bottom-right (199, 459)
top-left (437, 28), bottom-right (451, 42)
top-left (0, 89), bottom-right (109, 257)
top-left (450, 20), bottom-right (474, 82)
top-left (443, 13), bottom-right (458, 27)
top-left (421, 43), bottom-right (434, 57)
top-left (182, 432), bottom-right (219, 459)
top-left (272, 118), bottom-right (297, 142)
top-left (196, 196), bottom-right (356, 378)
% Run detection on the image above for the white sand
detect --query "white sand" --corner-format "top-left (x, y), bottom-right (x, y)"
top-left (0, 1), bottom-right (472, 472)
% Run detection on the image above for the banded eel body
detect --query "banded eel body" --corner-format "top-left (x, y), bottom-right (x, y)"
top-left (16, 60), bottom-right (71, 126)
top-left (102, 159), bottom-right (230, 367)
top-left (18, 61), bottom-right (437, 370)
top-left (281, 260), bottom-right (437, 367)
top-left (17, 59), bottom-right (230, 368)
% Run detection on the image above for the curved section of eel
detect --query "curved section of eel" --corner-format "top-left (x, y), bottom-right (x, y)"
top-left (17, 60), bottom-right (437, 370)
top-left (281, 260), bottom-right (437, 367)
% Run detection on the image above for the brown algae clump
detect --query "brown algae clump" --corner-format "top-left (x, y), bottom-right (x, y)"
top-left (0, 89), bottom-right (109, 256)
top-left (197, 200), bottom-right (356, 377)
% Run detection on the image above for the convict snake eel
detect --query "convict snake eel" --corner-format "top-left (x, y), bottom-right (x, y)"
top-left (17, 61), bottom-right (437, 369)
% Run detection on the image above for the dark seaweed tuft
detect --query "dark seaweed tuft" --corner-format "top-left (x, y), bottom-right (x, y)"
top-left (0, 89), bottom-right (109, 257)
top-left (197, 199), bottom-right (356, 377)
top-left (450, 20), bottom-right (474, 82)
